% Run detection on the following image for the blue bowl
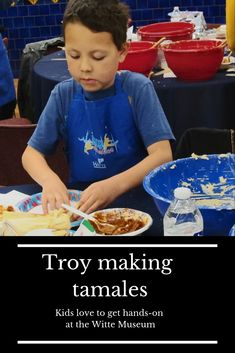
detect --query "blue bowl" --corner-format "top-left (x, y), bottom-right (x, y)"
top-left (16, 189), bottom-right (82, 228)
top-left (143, 154), bottom-right (235, 236)
top-left (16, 189), bottom-right (81, 212)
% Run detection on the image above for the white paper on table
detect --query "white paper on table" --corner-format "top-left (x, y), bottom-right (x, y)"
top-left (227, 67), bottom-right (235, 72)
top-left (127, 25), bottom-right (134, 41)
top-left (163, 69), bottom-right (176, 78)
top-left (0, 190), bottom-right (29, 207)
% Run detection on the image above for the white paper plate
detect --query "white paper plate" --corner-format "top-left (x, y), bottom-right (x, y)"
top-left (74, 208), bottom-right (153, 236)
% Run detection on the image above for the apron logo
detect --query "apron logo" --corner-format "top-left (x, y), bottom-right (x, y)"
top-left (78, 132), bottom-right (118, 155)
top-left (93, 158), bottom-right (106, 169)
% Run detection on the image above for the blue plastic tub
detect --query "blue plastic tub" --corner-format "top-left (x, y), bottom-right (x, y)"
top-left (143, 154), bottom-right (235, 236)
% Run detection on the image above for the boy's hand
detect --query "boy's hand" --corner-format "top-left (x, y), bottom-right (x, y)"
top-left (78, 178), bottom-right (122, 214)
top-left (41, 177), bottom-right (69, 214)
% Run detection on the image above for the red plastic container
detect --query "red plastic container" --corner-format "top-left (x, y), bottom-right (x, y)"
top-left (118, 41), bottom-right (158, 75)
top-left (137, 22), bottom-right (195, 42)
top-left (161, 40), bottom-right (224, 81)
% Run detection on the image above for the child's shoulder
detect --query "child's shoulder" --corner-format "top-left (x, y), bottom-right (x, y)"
top-left (119, 70), bottom-right (152, 93)
top-left (119, 70), bottom-right (150, 85)
top-left (55, 78), bottom-right (78, 94)
top-left (50, 78), bottom-right (80, 111)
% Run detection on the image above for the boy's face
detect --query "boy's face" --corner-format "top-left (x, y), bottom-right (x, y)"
top-left (65, 22), bottom-right (128, 92)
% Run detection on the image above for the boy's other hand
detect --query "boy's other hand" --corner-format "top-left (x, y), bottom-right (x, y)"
top-left (78, 178), bottom-right (122, 214)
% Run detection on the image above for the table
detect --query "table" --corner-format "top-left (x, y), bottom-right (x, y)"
top-left (0, 183), bottom-right (163, 236)
top-left (152, 70), bottom-right (235, 140)
top-left (32, 50), bottom-right (235, 141)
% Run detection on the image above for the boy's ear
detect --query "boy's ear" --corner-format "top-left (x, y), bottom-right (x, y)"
top-left (118, 42), bottom-right (130, 63)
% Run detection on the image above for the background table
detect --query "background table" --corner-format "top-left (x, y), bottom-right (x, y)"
top-left (32, 50), bottom-right (69, 122)
top-left (32, 50), bottom-right (235, 142)
top-left (152, 70), bottom-right (235, 140)
top-left (0, 182), bottom-right (163, 236)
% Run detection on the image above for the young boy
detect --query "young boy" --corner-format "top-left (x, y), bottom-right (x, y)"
top-left (22, 0), bottom-right (174, 214)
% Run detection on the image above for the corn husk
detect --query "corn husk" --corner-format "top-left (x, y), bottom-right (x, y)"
top-left (1, 209), bottom-right (70, 236)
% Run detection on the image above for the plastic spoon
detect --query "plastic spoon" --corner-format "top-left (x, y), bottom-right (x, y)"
top-left (61, 203), bottom-right (96, 221)
top-left (61, 204), bottom-right (116, 234)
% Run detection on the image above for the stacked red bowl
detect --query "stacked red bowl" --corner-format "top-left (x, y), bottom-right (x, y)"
top-left (118, 41), bottom-right (158, 75)
top-left (161, 39), bottom-right (224, 81)
top-left (137, 22), bottom-right (195, 42)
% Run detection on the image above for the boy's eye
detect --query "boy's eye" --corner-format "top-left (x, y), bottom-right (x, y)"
top-left (93, 56), bottom-right (105, 61)
top-left (70, 54), bottom-right (80, 59)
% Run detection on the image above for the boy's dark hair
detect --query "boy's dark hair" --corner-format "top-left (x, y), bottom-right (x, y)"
top-left (63, 0), bottom-right (130, 50)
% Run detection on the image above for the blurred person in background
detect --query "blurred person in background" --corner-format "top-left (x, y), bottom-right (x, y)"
top-left (0, 0), bottom-right (16, 119)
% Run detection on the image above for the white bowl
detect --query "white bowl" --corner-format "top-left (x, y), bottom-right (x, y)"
top-left (90, 208), bottom-right (153, 236)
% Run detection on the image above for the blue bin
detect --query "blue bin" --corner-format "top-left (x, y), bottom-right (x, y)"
top-left (143, 154), bottom-right (235, 236)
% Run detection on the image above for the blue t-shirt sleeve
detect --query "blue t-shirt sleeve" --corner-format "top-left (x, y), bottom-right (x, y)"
top-left (28, 79), bottom-right (74, 155)
top-left (121, 71), bottom-right (175, 147)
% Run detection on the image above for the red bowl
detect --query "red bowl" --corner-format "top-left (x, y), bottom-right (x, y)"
top-left (118, 41), bottom-right (158, 75)
top-left (161, 40), bottom-right (224, 81)
top-left (137, 22), bottom-right (195, 42)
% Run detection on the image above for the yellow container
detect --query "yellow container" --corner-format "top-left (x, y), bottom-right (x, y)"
top-left (226, 0), bottom-right (235, 52)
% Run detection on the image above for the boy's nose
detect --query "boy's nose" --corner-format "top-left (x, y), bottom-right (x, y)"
top-left (80, 58), bottom-right (92, 72)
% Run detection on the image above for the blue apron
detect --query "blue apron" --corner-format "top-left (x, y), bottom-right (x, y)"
top-left (0, 34), bottom-right (16, 107)
top-left (66, 74), bottom-right (147, 183)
